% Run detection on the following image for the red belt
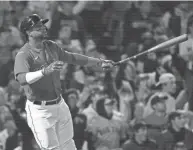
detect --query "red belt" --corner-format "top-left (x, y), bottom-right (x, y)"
top-left (33, 96), bottom-right (62, 106)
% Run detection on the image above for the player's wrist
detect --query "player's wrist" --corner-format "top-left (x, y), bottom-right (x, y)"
top-left (41, 68), bottom-right (46, 76)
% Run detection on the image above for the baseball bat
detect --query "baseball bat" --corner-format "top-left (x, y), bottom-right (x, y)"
top-left (114, 34), bottom-right (188, 66)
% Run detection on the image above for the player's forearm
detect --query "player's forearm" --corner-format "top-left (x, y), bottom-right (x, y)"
top-left (16, 70), bottom-right (44, 85)
top-left (73, 54), bottom-right (102, 67)
top-left (26, 70), bottom-right (44, 84)
top-left (86, 56), bottom-right (102, 67)
top-left (64, 51), bottom-right (101, 67)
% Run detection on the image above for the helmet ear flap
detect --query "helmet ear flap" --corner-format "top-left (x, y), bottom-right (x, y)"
top-left (20, 31), bottom-right (29, 42)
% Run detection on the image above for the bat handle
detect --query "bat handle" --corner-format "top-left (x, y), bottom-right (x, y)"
top-left (113, 61), bottom-right (121, 66)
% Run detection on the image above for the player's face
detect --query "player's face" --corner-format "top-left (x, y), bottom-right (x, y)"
top-left (28, 22), bottom-right (48, 39)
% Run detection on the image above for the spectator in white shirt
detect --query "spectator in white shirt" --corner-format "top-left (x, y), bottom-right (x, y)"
top-left (144, 73), bottom-right (176, 117)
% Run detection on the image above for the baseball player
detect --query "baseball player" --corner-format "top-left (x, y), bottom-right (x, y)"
top-left (14, 14), bottom-right (114, 150)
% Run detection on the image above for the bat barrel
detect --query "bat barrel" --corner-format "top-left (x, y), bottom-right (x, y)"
top-left (114, 34), bottom-right (188, 66)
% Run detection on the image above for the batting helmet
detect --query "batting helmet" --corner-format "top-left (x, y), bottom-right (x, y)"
top-left (20, 14), bottom-right (49, 35)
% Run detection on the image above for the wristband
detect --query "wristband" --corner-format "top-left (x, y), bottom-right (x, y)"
top-left (41, 68), bottom-right (45, 76)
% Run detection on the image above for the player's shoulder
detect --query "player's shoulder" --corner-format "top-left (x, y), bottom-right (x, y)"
top-left (16, 44), bottom-right (30, 57)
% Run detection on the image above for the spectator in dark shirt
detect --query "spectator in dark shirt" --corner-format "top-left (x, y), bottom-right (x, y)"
top-left (49, 1), bottom-right (86, 50)
top-left (123, 1), bottom-right (154, 46)
top-left (5, 101), bottom-right (34, 150)
top-left (122, 122), bottom-right (158, 150)
top-left (63, 88), bottom-right (79, 119)
top-left (0, 37), bottom-right (21, 88)
top-left (157, 111), bottom-right (193, 150)
top-left (144, 95), bottom-right (167, 141)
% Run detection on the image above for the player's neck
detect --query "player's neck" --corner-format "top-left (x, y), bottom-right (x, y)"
top-left (28, 38), bottom-right (44, 50)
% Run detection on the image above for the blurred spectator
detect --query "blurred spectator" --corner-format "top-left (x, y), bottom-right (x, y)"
top-left (50, 1), bottom-right (87, 52)
top-left (144, 73), bottom-right (176, 117)
top-left (172, 14), bottom-right (193, 111)
top-left (1, 1), bottom-right (193, 150)
top-left (117, 80), bottom-right (134, 123)
top-left (82, 89), bottom-right (103, 125)
top-left (123, 1), bottom-right (155, 45)
top-left (0, 47), bottom-right (19, 87)
top-left (130, 102), bottom-right (145, 126)
top-left (87, 97), bottom-right (127, 150)
top-left (63, 88), bottom-right (80, 119)
top-left (157, 111), bottom-right (193, 150)
top-left (80, 1), bottom-right (104, 40)
top-left (0, 87), bottom-right (7, 106)
top-left (173, 142), bottom-right (187, 150)
top-left (0, 129), bottom-right (8, 150)
top-left (136, 62), bottom-right (167, 102)
top-left (63, 88), bottom-right (88, 150)
top-left (143, 95), bottom-right (167, 141)
top-left (9, 1), bottom-right (32, 27)
top-left (122, 122), bottom-right (158, 150)
top-left (0, 9), bottom-right (23, 65)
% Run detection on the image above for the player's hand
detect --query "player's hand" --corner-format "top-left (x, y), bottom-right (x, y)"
top-left (100, 58), bottom-right (115, 71)
top-left (42, 61), bottom-right (64, 76)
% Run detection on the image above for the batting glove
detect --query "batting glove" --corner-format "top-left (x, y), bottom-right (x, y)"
top-left (99, 58), bottom-right (115, 71)
top-left (42, 61), bottom-right (64, 76)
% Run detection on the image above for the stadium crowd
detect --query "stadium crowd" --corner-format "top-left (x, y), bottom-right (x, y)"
top-left (1, 1), bottom-right (193, 150)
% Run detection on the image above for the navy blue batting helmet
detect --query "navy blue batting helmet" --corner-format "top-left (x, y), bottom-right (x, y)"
top-left (20, 14), bottom-right (49, 34)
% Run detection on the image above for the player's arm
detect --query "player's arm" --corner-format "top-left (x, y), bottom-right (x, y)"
top-left (57, 44), bottom-right (114, 69)
top-left (61, 50), bottom-right (101, 67)
top-left (14, 52), bottom-right (63, 85)
top-left (14, 51), bottom-right (44, 85)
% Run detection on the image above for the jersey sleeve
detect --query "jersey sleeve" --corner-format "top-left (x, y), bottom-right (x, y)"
top-left (14, 51), bottom-right (31, 77)
top-left (54, 42), bottom-right (88, 66)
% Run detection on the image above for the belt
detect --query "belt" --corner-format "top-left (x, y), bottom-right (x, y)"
top-left (33, 96), bottom-right (62, 106)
